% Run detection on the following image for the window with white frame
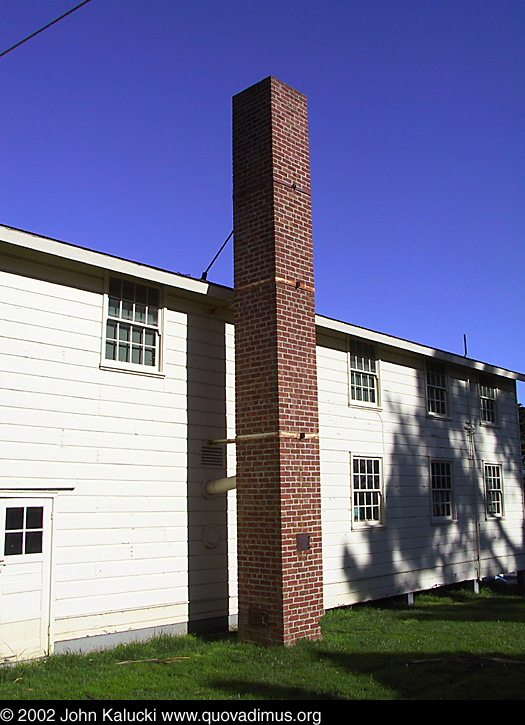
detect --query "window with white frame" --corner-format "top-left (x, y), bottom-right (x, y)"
top-left (430, 460), bottom-right (455, 521)
top-left (104, 277), bottom-right (161, 369)
top-left (479, 380), bottom-right (497, 425)
top-left (484, 464), bottom-right (504, 518)
top-left (349, 340), bottom-right (378, 405)
top-left (4, 506), bottom-right (44, 556)
top-left (426, 361), bottom-right (448, 416)
top-left (352, 456), bottom-right (383, 525)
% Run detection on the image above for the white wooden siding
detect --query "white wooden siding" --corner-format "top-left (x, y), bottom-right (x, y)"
top-left (0, 251), bottom-right (235, 648)
top-left (317, 332), bottom-right (524, 609)
top-left (1, 244), bottom-right (523, 654)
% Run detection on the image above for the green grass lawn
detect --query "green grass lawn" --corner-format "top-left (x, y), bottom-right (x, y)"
top-left (1, 581), bottom-right (524, 701)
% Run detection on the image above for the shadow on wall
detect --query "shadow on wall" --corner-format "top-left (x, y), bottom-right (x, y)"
top-left (186, 311), bottom-right (229, 633)
top-left (184, 324), bottom-right (523, 625)
top-left (341, 353), bottom-right (524, 603)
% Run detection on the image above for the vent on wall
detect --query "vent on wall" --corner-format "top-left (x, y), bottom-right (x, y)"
top-left (201, 444), bottom-right (225, 468)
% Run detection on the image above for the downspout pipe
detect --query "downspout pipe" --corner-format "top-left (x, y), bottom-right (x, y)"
top-left (204, 476), bottom-right (237, 497)
top-left (465, 375), bottom-right (481, 583)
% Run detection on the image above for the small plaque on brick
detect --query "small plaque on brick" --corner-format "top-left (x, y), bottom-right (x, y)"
top-left (296, 533), bottom-right (310, 551)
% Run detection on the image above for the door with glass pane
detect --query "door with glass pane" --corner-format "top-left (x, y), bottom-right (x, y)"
top-left (0, 498), bottom-right (52, 662)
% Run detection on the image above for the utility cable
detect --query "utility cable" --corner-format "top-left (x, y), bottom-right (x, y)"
top-left (201, 231), bottom-right (233, 280)
top-left (0, 0), bottom-right (94, 59)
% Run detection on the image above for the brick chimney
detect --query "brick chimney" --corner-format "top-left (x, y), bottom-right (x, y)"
top-left (232, 77), bottom-right (323, 645)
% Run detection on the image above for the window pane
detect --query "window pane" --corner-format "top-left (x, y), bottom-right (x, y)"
top-left (122, 280), bottom-right (134, 301)
top-left (118, 343), bottom-right (129, 362)
top-left (147, 307), bottom-right (159, 326)
top-left (5, 532), bottom-right (23, 556)
top-left (106, 320), bottom-right (117, 339)
top-left (132, 346), bottom-right (143, 364)
top-left (135, 284), bottom-right (147, 305)
top-left (108, 297), bottom-right (120, 318)
top-left (109, 277), bottom-right (121, 298)
top-left (25, 530), bottom-right (43, 555)
top-left (145, 329), bottom-right (156, 347)
top-left (121, 300), bottom-right (133, 320)
top-left (144, 348), bottom-right (155, 366)
top-left (26, 507), bottom-right (43, 529)
top-left (148, 287), bottom-right (160, 307)
top-left (6, 507), bottom-right (24, 530)
top-left (134, 304), bottom-right (146, 324)
top-left (105, 340), bottom-right (116, 360)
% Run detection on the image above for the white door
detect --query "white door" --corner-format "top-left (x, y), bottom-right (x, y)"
top-left (0, 498), bottom-right (52, 662)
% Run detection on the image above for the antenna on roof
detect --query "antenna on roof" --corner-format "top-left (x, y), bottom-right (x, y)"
top-left (201, 231), bottom-right (233, 280)
top-left (464, 334), bottom-right (468, 357)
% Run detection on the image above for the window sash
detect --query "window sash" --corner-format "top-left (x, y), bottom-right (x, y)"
top-left (480, 383), bottom-right (497, 424)
top-left (350, 341), bottom-right (378, 405)
top-left (484, 464), bottom-right (503, 517)
top-left (431, 461), bottom-right (454, 520)
top-left (352, 457), bottom-right (382, 524)
top-left (105, 278), bottom-right (160, 369)
top-left (427, 362), bottom-right (448, 416)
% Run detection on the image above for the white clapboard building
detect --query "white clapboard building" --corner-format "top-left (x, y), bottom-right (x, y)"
top-left (1, 221), bottom-right (524, 661)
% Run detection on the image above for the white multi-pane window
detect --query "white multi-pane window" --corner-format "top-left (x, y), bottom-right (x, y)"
top-left (4, 506), bottom-right (44, 557)
top-left (426, 361), bottom-right (448, 416)
top-left (430, 460), bottom-right (455, 521)
top-left (349, 341), bottom-right (378, 405)
top-left (104, 277), bottom-right (161, 369)
top-left (352, 457), bottom-right (383, 525)
top-left (484, 464), bottom-right (504, 518)
top-left (480, 381), bottom-right (497, 424)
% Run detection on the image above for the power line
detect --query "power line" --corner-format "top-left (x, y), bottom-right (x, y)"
top-left (0, 0), bottom-right (94, 59)
top-left (201, 231), bottom-right (233, 280)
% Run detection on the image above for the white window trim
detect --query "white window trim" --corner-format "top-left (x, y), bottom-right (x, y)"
top-left (430, 459), bottom-right (456, 523)
top-left (99, 273), bottom-right (165, 377)
top-left (483, 462), bottom-right (505, 519)
top-left (347, 339), bottom-right (381, 409)
top-left (426, 361), bottom-right (450, 419)
top-left (350, 453), bottom-right (384, 529)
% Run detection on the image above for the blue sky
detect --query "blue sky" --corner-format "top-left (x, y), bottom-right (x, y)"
top-left (1, 1), bottom-right (523, 400)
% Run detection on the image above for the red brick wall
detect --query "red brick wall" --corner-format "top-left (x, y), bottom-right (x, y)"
top-left (233, 77), bottom-right (323, 645)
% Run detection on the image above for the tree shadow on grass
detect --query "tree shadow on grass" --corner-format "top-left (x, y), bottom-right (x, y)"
top-left (204, 587), bottom-right (525, 701)
top-left (327, 582), bottom-right (525, 624)
top-left (313, 649), bottom-right (525, 700)
top-left (207, 649), bottom-right (525, 701)
top-left (206, 679), bottom-right (344, 701)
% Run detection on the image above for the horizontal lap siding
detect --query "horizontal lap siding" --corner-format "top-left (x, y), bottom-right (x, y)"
top-left (317, 336), bottom-right (524, 608)
top-left (0, 254), bottom-right (233, 641)
top-left (180, 301), bottom-right (232, 627)
top-left (1, 247), bottom-right (522, 637)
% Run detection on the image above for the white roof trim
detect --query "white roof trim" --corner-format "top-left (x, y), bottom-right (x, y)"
top-left (2, 224), bottom-right (523, 382)
top-left (0, 224), bottom-right (231, 302)
top-left (316, 314), bottom-right (525, 382)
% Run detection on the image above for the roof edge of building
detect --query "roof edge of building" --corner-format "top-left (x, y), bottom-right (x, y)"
top-left (2, 223), bottom-right (523, 382)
